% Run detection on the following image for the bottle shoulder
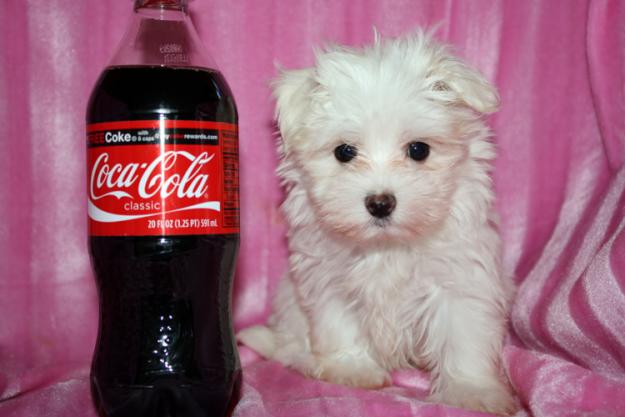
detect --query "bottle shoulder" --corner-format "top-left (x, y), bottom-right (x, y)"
top-left (87, 66), bottom-right (237, 124)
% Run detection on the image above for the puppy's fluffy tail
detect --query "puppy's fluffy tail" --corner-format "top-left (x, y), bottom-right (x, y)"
top-left (237, 325), bottom-right (278, 359)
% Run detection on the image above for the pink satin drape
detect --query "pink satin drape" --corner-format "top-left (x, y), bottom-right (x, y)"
top-left (1, 1), bottom-right (624, 416)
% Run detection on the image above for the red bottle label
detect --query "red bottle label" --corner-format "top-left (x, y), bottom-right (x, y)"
top-left (87, 120), bottom-right (239, 236)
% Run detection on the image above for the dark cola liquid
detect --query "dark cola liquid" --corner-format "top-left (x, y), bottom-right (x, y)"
top-left (87, 66), bottom-right (240, 417)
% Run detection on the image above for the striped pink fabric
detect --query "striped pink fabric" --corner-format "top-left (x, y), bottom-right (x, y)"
top-left (1, 1), bottom-right (624, 416)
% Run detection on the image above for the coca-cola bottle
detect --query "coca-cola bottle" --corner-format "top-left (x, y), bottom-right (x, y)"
top-left (86, 1), bottom-right (240, 416)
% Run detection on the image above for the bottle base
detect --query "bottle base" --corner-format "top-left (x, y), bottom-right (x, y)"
top-left (91, 372), bottom-right (241, 417)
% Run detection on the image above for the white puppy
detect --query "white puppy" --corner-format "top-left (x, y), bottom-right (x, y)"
top-left (238, 30), bottom-right (516, 415)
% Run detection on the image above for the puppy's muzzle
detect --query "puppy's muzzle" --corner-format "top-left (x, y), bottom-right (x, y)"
top-left (365, 194), bottom-right (396, 218)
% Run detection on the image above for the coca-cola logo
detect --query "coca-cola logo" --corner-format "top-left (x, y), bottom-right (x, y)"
top-left (87, 120), bottom-right (238, 236)
top-left (90, 150), bottom-right (214, 202)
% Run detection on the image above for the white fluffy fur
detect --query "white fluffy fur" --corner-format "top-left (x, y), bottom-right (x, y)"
top-left (238, 30), bottom-right (517, 415)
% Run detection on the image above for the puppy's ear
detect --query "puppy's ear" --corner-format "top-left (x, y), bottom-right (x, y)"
top-left (272, 68), bottom-right (318, 152)
top-left (427, 49), bottom-right (499, 114)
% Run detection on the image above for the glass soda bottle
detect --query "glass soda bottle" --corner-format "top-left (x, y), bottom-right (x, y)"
top-left (86, 0), bottom-right (240, 416)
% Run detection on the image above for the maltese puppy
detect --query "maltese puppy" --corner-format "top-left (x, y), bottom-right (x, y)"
top-left (238, 30), bottom-right (516, 415)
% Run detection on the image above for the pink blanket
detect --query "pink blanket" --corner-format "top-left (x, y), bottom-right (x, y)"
top-left (1, 1), bottom-right (624, 416)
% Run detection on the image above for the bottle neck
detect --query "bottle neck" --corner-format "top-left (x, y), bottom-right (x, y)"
top-left (108, 0), bottom-right (216, 69)
top-left (134, 0), bottom-right (188, 12)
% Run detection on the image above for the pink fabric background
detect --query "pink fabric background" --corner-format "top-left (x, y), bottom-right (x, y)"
top-left (1, 0), bottom-right (624, 416)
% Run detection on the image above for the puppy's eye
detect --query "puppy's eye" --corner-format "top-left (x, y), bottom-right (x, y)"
top-left (408, 141), bottom-right (430, 161)
top-left (334, 144), bottom-right (358, 163)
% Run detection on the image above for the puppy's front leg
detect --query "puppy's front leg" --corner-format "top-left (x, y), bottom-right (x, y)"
top-left (308, 295), bottom-right (390, 389)
top-left (425, 291), bottom-right (517, 415)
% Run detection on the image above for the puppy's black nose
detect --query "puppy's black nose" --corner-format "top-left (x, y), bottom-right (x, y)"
top-left (365, 194), bottom-right (396, 218)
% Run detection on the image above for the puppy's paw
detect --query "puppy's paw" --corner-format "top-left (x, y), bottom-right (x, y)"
top-left (236, 325), bottom-right (277, 359)
top-left (429, 378), bottom-right (518, 416)
top-left (314, 354), bottom-right (391, 389)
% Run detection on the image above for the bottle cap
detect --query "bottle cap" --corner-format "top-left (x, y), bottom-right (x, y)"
top-left (134, 0), bottom-right (188, 11)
